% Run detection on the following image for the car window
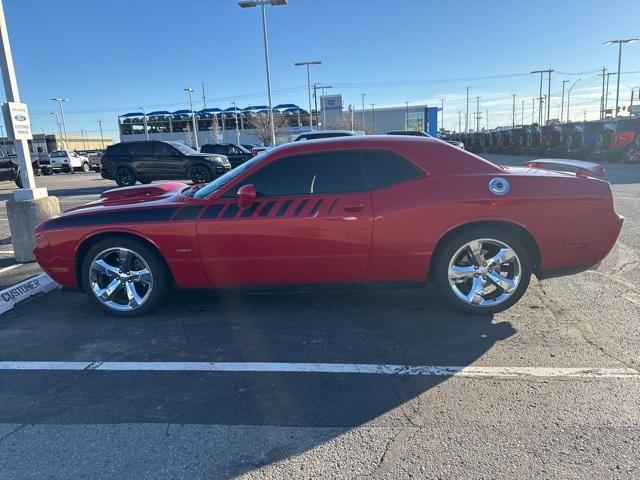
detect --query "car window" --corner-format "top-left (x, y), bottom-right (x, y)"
top-left (230, 151), bottom-right (365, 197)
top-left (153, 143), bottom-right (176, 156)
top-left (129, 143), bottom-right (155, 156)
top-left (50, 151), bottom-right (67, 157)
top-left (361, 150), bottom-right (424, 189)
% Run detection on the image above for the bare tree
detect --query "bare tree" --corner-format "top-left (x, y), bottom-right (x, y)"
top-left (210, 116), bottom-right (223, 143)
top-left (250, 113), bottom-right (290, 145)
top-left (184, 122), bottom-right (194, 146)
top-left (329, 113), bottom-right (374, 134)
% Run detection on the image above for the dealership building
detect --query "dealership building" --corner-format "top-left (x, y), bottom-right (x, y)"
top-left (117, 94), bottom-right (436, 146)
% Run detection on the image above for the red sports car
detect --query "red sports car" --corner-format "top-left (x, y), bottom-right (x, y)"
top-left (34, 136), bottom-right (623, 317)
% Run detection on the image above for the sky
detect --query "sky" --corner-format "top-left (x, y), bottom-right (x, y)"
top-left (3, 0), bottom-right (640, 140)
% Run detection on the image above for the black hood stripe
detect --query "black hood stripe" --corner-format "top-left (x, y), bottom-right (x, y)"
top-left (43, 207), bottom-right (179, 231)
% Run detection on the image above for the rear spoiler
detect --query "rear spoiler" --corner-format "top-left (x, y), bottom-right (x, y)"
top-left (522, 159), bottom-right (606, 178)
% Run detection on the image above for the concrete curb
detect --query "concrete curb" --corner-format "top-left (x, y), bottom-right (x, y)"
top-left (0, 273), bottom-right (59, 315)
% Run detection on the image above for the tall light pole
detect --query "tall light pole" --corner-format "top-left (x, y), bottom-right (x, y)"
top-left (361, 93), bottom-right (365, 126)
top-left (97, 120), bottom-right (105, 149)
top-left (240, 0), bottom-right (287, 146)
top-left (138, 106), bottom-right (149, 140)
top-left (232, 101), bottom-right (241, 145)
top-left (521, 100), bottom-right (524, 126)
top-left (40, 128), bottom-right (48, 154)
top-left (319, 85), bottom-right (332, 130)
top-left (371, 104), bottom-right (376, 133)
top-left (511, 94), bottom-right (517, 127)
top-left (405, 101), bottom-right (410, 130)
top-left (294, 59), bottom-right (321, 130)
top-left (50, 112), bottom-right (63, 149)
top-left (567, 78), bottom-right (581, 123)
top-left (184, 88), bottom-right (198, 149)
top-left (465, 86), bottom-right (470, 132)
top-left (80, 128), bottom-right (87, 150)
top-left (560, 80), bottom-right (569, 122)
top-left (603, 38), bottom-right (638, 118)
top-left (51, 98), bottom-right (69, 150)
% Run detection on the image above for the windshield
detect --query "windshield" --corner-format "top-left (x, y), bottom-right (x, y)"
top-left (166, 141), bottom-right (199, 155)
top-left (192, 151), bottom-right (268, 199)
top-left (50, 151), bottom-right (67, 157)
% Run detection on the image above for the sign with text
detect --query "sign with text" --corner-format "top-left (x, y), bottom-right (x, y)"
top-left (2, 102), bottom-right (32, 140)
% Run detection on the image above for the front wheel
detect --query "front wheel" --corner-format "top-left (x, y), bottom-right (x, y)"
top-left (80, 237), bottom-right (171, 317)
top-left (115, 167), bottom-right (136, 187)
top-left (190, 164), bottom-right (212, 184)
top-left (82, 161), bottom-right (90, 173)
top-left (433, 228), bottom-right (532, 315)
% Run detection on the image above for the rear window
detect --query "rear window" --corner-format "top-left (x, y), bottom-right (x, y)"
top-left (201, 144), bottom-right (226, 154)
top-left (105, 144), bottom-right (126, 155)
top-left (361, 150), bottom-right (424, 189)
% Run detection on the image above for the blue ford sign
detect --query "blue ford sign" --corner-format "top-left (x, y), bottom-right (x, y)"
top-left (14, 114), bottom-right (26, 121)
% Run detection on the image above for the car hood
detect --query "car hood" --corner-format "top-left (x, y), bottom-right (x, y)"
top-left (64, 182), bottom-right (190, 214)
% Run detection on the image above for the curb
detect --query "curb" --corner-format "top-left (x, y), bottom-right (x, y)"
top-left (0, 274), bottom-right (59, 315)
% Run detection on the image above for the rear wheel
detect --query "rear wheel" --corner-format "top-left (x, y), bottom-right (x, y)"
top-left (80, 237), bottom-right (170, 317)
top-left (82, 161), bottom-right (90, 173)
top-left (115, 167), bottom-right (136, 187)
top-left (14, 171), bottom-right (22, 188)
top-left (433, 228), bottom-right (532, 315)
top-left (623, 144), bottom-right (640, 164)
top-left (190, 164), bottom-right (212, 184)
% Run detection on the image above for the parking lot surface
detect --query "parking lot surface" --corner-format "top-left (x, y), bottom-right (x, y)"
top-left (1, 157), bottom-right (639, 479)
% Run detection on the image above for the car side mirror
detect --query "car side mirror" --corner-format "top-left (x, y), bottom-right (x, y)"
top-left (237, 184), bottom-right (256, 209)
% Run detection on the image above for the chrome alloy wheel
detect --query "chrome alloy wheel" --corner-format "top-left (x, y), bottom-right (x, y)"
top-left (89, 248), bottom-right (153, 312)
top-left (447, 238), bottom-right (521, 307)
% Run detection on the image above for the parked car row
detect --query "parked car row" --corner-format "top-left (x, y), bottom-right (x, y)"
top-left (449, 118), bottom-right (640, 163)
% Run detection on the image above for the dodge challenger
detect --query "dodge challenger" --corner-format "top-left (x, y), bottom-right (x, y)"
top-left (34, 136), bottom-right (623, 317)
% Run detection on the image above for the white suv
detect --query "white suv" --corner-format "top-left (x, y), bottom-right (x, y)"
top-left (47, 150), bottom-right (90, 173)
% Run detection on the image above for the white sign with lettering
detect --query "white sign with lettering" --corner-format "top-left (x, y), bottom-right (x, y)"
top-left (2, 101), bottom-right (33, 140)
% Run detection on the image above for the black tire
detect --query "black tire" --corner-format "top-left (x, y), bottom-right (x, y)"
top-left (14, 171), bottom-right (22, 188)
top-left (190, 164), bottom-right (213, 184)
top-left (42, 166), bottom-right (53, 175)
top-left (115, 167), bottom-right (136, 187)
top-left (623, 144), bottom-right (640, 164)
top-left (80, 236), bottom-right (171, 317)
top-left (432, 227), bottom-right (532, 315)
top-left (82, 161), bottom-right (90, 173)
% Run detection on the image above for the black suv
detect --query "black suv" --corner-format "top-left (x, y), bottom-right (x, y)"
top-left (200, 143), bottom-right (251, 168)
top-left (101, 140), bottom-right (231, 187)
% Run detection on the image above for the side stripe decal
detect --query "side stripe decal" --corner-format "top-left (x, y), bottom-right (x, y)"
top-left (293, 199), bottom-right (308, 216)
top-left (173, 205), bottom-right (204, 221)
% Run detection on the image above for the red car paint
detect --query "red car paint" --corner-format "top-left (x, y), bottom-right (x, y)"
top-left (34, 136), bottom-right (623, 290)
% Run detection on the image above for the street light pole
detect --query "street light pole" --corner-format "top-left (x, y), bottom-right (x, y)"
top-left (97, 120), bottom-right (105, 149)
top-left (52, 98), bottom-right (69, 150)
top-left (240, 1), bottom-right (287, 146)
top-left (465, 86), bottom-right (470, 132)
top-left (139, 106), bottom-right (149, 140)
top-left (603, 38), bottom-right (638, 118)
top-left (475, 96), bottom-right (480, 132)
top-left (560, 80), bottom-right (569, 123)
top-left (294, 59), bottom-right (321, 130)
top-left (232, 101), bottom-right (241, 145)
top-left (371, 104), bottom-right (376, 133)
top-left (184, 88), bottom-right (198, 149)
top-left (567, 79), bottom-right (581, 123)
top-left (50, 112), bottom-right (63, 148)
top-left (361, 93), bottom-right (365, 126)
top-left (511, 94), bottom-right (517, 127)
top-left (80, 128), bottom-right (86, 150)
top-left (405, 102), bottom-right (410, 130)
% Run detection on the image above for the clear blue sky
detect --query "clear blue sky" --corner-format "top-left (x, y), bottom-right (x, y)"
top-left (3, 0), bottom-right (640, 139)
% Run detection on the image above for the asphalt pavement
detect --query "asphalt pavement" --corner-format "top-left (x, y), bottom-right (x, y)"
top-left (0, 156), bottom-right (639, 479)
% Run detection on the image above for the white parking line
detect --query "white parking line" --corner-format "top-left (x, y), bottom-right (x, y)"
top-left (0, 362), bottom-right (637, 379)
top-left (0, 251), bottom-right (14, 255)
top-left (0, 263), bottom-right (21, 274)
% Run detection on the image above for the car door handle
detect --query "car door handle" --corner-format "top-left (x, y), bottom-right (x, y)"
top-left (343, 203), bottom-right (364, 213)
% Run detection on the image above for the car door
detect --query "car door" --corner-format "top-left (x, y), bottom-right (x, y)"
top-left (152, 142), bottom-right (187, 179)
top-left (196, 150), bottom-right (373, 287)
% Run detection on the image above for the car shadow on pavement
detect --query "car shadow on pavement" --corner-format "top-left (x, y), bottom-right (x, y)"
top-left (0, 286), bottom-right (515, 477)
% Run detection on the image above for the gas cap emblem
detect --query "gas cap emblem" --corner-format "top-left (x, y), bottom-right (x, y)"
top-left (489, 177), bottom-right (510, 196)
